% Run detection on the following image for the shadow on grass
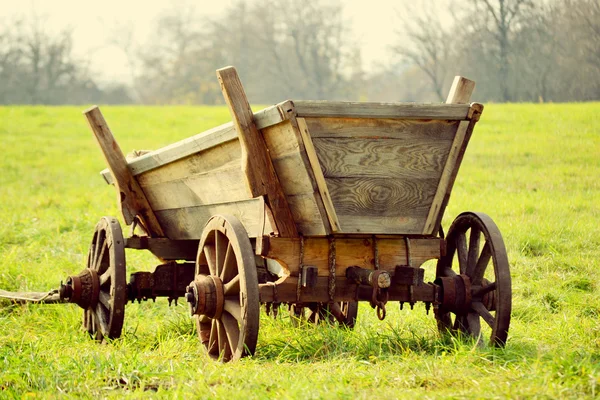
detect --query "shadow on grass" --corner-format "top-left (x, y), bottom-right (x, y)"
top-left (253, 316), bottom-right (538, 364)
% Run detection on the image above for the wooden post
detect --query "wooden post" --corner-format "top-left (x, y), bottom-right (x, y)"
top-left (216, 66), bottom-right (298, 238)
top-left (446, 76), bottom-right (475, 104)
top-left (423, 76), bottom-right (480, 235)
top-left (84, 106), bottom-right (165, 237)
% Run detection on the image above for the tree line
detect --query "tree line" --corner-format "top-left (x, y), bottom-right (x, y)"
top-left (0, 0), bottom-right (598, 105)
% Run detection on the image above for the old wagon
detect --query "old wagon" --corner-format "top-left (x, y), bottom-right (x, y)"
top-left (58, 67), bottom-right (511, 361)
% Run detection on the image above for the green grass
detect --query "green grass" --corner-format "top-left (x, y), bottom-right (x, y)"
top-left (1, 103), bottom-right (599, 398)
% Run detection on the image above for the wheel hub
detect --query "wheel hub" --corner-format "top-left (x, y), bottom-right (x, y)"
top-left (186, 275), bottom-right (224, 319)
top-left (59, 268), bottom-right (100, 310)
top-left (435, 274), bottom-right (472, 314)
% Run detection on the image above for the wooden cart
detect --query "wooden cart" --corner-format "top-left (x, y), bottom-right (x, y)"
top-left (60, 67), bottom-right (511, 361)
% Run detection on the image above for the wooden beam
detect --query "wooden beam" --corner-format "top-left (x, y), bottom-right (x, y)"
top-left (217, 66), bottom-right (298, 238)
top-left (423, 76), bottom-right (482, 235)
top-left (84, 106), bottom-right (165, 237)
top-left (296, 117), bottom-right (341, 232)
top-left (446, 76), bottom-right (476, 104)
top-left (293, 101), bottom-right (472, 120)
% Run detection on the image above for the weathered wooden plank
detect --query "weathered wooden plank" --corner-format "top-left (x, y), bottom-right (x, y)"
top-left (263, 236), bottom-right (442, 277)
top-left (423, 76), bottom-right (482, 234)
top-left (100, 105), bottom-right (288, 182)
top-left (304, 117), bottom-right (459, 139)
top-left (261, 117), bottom-right (330, 235)
top-left (217, 66), bottom-right (298, 238)
top-left (311, 137), bottom-right (452, 180)
top-left (286, 194), bottom-right (329, 236)
top-left (84, 106), bottom-right (164, 237)
top-left (125, 237), bottom-right (199, 261)
top-left (154, 198), bottom-right (271, 240)
top-left (293, 101), bottom-right (472, 120)
top-left (296, 118), bottom-right (341, 232)
top-left (446, 76), bottom-right (476, 104)
top-left (134, 140), bottom-right (241, 186)
top-left (140, 165), bottom-right (249, 211)
top-left (326, 176), bottom-right (435, 216)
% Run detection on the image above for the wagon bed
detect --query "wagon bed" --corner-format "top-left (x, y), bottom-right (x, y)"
top-left (100, 82), bottom-right (482, 240)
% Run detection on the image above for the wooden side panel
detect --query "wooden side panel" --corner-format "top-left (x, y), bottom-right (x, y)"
top-left (264, 236), bottom-right (442, 277)
top-left (303, 117), bottom-right (458, 234)
top-left (261, 121), bottom-right (330, 236)
top-left (155, 198), bottom-right (268, 239)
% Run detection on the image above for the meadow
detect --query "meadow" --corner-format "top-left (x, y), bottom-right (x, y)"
top-left (0, 103), bottom-right (599, 398)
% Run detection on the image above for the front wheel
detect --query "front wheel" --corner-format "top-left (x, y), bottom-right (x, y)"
top-left (187, 215), bottom-right (260, 362)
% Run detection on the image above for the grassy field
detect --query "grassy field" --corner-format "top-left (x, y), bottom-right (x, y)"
top-left (0, 103), bottom-right (599, 399)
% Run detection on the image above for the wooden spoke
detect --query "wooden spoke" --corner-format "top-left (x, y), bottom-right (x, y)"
top-left (466, 312), bottom-right (481, 337)
top-left (217, 320), bottom-right (231, 361)
top-left (224, 298), bottom-right (242, 322)
top-left (208, 319), bottom-right (218, 355)
top-left (221, 312), bottom-right (240, 353)
top-left (99, 267), bottom-right (112, 286)
top-left (94, 241), bottom-right (109, 273)
top-left (215, 232), bottom-right (228, 277)
top-left (95, 303), bottom-right (110, 335)
top-left (220, 243), bottom-right (236, 282)
top-left (472, 242), bottom-right (492, 285)
top-left (472, 302), bottom-right (495, 329)
top-left (456, 233), bottom-right (468, 274)
top-left (204, 244), bottom-right (217, 276)
top-left (98, 291), bottom-right (111, 310)
top-left (223, 275), bottom-right (240, 296)
top-left (467, 227), bottom-right (480, 276)
top-left (472, 281), bottom-right (497, 297)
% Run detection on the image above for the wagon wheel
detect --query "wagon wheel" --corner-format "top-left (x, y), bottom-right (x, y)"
top-left (187, 215), bottom-right (259, 362)
top-left (435, 212), bottom-right (511, 346)
top-left (82, 217), bottom-right (126, 341)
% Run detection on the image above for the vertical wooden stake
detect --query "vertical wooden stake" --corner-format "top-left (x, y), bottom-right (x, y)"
top-left (84, 106), bottom-right (165, 237)
top-left (446, 76), bottom-right (475, 104)
top-left (216, 66), bottom-right (298, 238)
top-left (423, 76), bottom-right (478, 235)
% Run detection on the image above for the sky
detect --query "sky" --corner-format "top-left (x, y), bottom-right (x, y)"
top-left (0, 0), bottom-right (403, 84)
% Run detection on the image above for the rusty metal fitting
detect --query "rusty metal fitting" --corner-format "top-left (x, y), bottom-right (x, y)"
top-left (434, 274), bottom-right (472, 314)
top-left (59, 268), bottom-right (99, 310)
top-left (186, 275), bottom-right (224, 319)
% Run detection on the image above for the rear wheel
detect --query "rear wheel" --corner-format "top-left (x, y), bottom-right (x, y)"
top-left (435, 212), bottom-right (511, 346)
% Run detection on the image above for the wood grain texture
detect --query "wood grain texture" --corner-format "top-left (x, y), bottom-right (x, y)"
top-left (325, 177), bottom-right (436, 233)
top-left (296, 118), bottom-right (341, 232)
top-left (446, 76), bottom-right (476, 104)
top-left (141, 165), bottom-right (249, 211)
top-left (312, 137), bottom-right (452, 180)
top-left (293, 101), bottom-right (471, 120)
top-left (135, 140), bottom-right (241, 186)
top-left (305, 117), bottom-right (459, 139)
top-left (264, 236), bottom-right (442, 277)
top-left (261, 120), bottom-right (330, 236)
top-left (84, 106), bottom-right (164, 237)
top-left (155, 198), bottom-right (271, 240)
top-left (217, 66), bottom-right (297, 238)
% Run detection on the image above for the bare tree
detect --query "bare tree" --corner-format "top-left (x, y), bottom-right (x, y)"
top-left (468, 0), bottom-right (533, 101)
top-left (393, 1), bottom-right (453, 101)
